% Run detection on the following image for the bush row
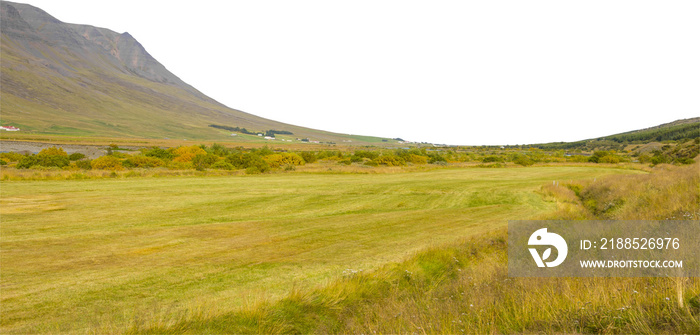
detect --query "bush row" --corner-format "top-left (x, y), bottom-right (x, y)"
top-left (6, 142), bottom-right (694, 172)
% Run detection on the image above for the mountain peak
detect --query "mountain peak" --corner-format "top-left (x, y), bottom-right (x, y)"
top-left (1, 1), bottom-right (192, 90)
top-left (0, 1), bottom-right (376, 143)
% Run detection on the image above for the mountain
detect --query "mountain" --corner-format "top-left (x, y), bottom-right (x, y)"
top-left (0, 1), bottom-right (391, 144)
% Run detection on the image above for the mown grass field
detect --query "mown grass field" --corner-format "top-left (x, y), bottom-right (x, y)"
top-left (0, 166), bottom-right (640, 333)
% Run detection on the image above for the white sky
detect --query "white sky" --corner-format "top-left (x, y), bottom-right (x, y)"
top-left (14, 0), bottom-right (700, 145)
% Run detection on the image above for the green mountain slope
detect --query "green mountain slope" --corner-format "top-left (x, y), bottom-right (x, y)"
top-left (530, 117), bottom-right (699, 151)
top-left (0, 1), bottom-right (391, 144)
top-left (598, 117), bottom-right (699, 143)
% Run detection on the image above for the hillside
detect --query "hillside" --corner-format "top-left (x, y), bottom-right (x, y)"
top-left (0, 1), bottom-right (393, 144)
top-left (599, 117), bottom-right (699, 143)
top-left (529, 117), bottom-right (699, 151)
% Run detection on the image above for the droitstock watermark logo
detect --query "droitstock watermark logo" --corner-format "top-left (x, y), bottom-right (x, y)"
top-left (528, 228), bottom-right (567, 268)
top-left (508, 220), bottom-right (700, 277)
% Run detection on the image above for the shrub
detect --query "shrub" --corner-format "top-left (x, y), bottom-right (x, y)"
top-left (23, 146), bottom-right (71, 168)
top-left (38, 147), bottom-right (68, 157)
top-left (68, 153), bottom-right (86, 161)
top-left (299, 152), bottom-right (317, 164)
top-left (192, 153), bottom-right (219, 171)
top-left (16, 154), bottom-right (69, 169)
top-left (143, 147), bottom-right (174, 160)
top-left (172, 146), bottom-right (207, 163)
top-left (225, 152), bottom-right (245, 168)
top-left (482, 155), bottom-right (504, 163)
top-left (353, 150), bottom-right (379, 160)
top-left (256, 146), bottom-right (274, 156)
top-left (235, 153), bottom-right (270, 172)
top-left (109, 151), bottom-right (129, 158)
top-left (245, 166), bottom-right (262, 174)
top-left (167, 161), bottom-right (193, 170)
top-left (598, 155), bottom-right (620, 164)
top-left (317, 151), bottom-right (342, 160)
top-left (211, 160), bottom-right (235, 170)
top-left (512, 155), bottom-right (534, 166)
top-left (207, 143), bottom-right (230, 157)
top-left (428, 154), bottom-right (447, 164)
top-left (264, 153), bottom-right (305, 168)
top-left (650, 155), bottom-right (667, 166)
top-left (75, 159), bottom-right (92, 170)
top-left (373, 155), bottom-right (405, 166)
top-left (16, 155), bottom-right (40, 169)
top-left (588, 151), bottom-right (621, 163)
top-left (91, 156), bottom-right (124, 170)
top-left (405, 154), bottom-right (428, 164)
top-left (123, 155), bottom-right (165, 168)
top-left (0, 159), bottom-right (7, 166)
top-left (0, 152), bottom-right (25, 162)
top-left (349, 155), bottom-right (363, 163)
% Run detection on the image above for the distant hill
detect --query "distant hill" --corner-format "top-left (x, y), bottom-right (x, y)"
top-left (0, 1), bottom-right (393, 144)
top-left (597, 117), bottom-right (699, 143)
top-left (530, 118), bottom-right (699, 151)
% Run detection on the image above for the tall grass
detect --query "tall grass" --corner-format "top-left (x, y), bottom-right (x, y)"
top-left (136, 230), bottom-right (699, 334)
top-left (578, 162), bottom-right (699, 220)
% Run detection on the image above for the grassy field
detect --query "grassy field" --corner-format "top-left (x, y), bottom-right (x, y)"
top-left (0, 166), bottom-right (638, 333)
top-left (133, 163), bottom-right (698, 334)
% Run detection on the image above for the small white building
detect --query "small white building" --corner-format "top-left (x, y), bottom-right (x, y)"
top-left (0, 126), bottom-right (20, 131)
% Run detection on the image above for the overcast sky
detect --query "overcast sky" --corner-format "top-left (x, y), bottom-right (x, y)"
top-left (15, 0), bottom-right (700, 145)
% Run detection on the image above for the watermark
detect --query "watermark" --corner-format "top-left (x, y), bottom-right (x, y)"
top-left (508, 220), bottom-right (700, 277)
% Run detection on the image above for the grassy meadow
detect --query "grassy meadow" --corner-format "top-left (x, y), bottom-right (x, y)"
top-left (0, 166), bottom-right (641, 333)
top-left (132, 163), bottom-right (699, 334)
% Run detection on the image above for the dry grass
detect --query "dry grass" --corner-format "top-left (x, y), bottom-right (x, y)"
top-left (136, 230), bottom-right (699, 334)
top-left (580, 162), bottom-right (700, 220)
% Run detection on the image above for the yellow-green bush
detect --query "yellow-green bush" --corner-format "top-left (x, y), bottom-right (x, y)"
top-left (405, 154), bottom-right (428, 164)
top-left (0, 152), bottom-right (25, 162)
top-left (598, 155), bottom-right (620, 163)
top-left (264, 153), bottom-right (305, 168)
top-left (91, 156), bottom-right (124, 170)
top-left (172, 146), bottom-right (207, 163)
top-left (123, 155), bottom-right (165, 168)
top-left (38, 147), bottom-right (68, 157)
top-left (372, 155), bottom-right (405, 166)
top-left (167, 161), bottom-right (194, 170)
